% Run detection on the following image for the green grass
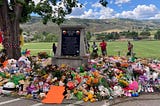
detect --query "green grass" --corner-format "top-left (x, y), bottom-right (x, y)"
top-left (1, 41), bottom-right (160, 59)
top-left (22, 42), bottom-right (54, 56)
top-left (91, 40), bottom-right (160, 59)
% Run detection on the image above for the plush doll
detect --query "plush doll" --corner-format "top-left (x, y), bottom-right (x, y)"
top-left (123, 88), bottom-right (132, 97)
top-left (46, 73), bottom-right (52, 84)
top-left (41, 58), bottom-right (52, 68)
top-left (26, 82), bottom-right (38, 95)
top-left (86, 76), bottom-right (92, 85)
top-left (65, 89), bottom-right (73, 99)
top-left (10, 73), bottom-right (25, 85)
top-left (83, 87), bottom-right (96, 102)
top-left (118, 79), bottom-right (129, 88)
top-left (74, 73), bottom-right (82, 84)
top-left (131, 91), bottom-right (139, 97)
top-left (7, 59), bottom-right (18, 74)
top-left (18, 79), bottom-right (30, 95)
top-left (98, 85), bottom-right (110, 100)
top-left (74, 88), bottom-right (83, 100)
top-left (42, 82), bottom-right (50, 93)
top-left (67, 81), bottom-right (75, 90)
top-left (18, 56), bottom-right (31, 69)
top-left (152, 72), bottom-right (159, 81)
top-left (2, 82), bottom-right (16, 95)
top-left (113, 86), bottom-right (124, 97)
top-left (92, 70), bottom-right (101, 85)
top-left (59, 75), bottom-right (66, 86)
top-left (39, 92), bottom-right (46, 100)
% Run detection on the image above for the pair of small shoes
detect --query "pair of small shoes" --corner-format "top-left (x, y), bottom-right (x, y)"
top-left (147, 86), bottom-right (154, 93)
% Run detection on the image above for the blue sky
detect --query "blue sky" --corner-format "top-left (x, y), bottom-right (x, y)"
top-left (33, 0), bottom-right (160, 19)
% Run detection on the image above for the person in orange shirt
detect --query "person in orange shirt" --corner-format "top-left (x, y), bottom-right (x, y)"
top-left (99, 40), bottom-right (107, 56)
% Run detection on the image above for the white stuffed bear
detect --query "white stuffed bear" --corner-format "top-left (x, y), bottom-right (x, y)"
top-left (18, 56), bottom-right (31, 69)
top-left (7, 59), bottom-right (18, 74)
top-left (99, 85), bottom-right (110, 97)
top-left (113, 86), bottom-right (124, 97)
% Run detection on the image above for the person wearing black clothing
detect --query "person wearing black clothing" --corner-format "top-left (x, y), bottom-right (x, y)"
top-left (127, 41), bottom-right (133, 56)
top-left (91, 42), bottom-right (98, 58)
top-left (52, 43), bottom-right (57, 56)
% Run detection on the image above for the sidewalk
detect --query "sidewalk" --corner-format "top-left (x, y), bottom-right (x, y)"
top-left (108, 93), bottom-right (160, 106)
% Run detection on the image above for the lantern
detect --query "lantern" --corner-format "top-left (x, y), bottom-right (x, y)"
top-left (76, 30), bottom-right (80, 35)
top-left (63, 30), bottom-right (67, 35)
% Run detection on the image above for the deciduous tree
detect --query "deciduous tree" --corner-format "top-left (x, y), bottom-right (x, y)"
top-left (0, 0), bottom-right (107, 59)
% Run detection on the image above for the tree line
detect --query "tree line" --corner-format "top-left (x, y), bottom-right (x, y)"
top-left (24, 29), bottom-right (160, 42)
top-left (86, 30), bottom-right (160, 41)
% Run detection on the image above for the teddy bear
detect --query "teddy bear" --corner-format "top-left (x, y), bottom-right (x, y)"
top-left (83, 87), bottom-right (96, 102)
top-left (112, 85), bottom-right (124, 97)
top-left (18, 56), bottom-right (31, 69)
top-left (98, 85), bottom-right (110, 100)
top-left (65, 89), bottom-right (73, 99)
top-left (7, 59), bottom-right (18, 74)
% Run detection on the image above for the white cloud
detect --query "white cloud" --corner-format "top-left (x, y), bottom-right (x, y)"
top-left (115, 4), bottom-right (159, 19)
top-left (97, 8), bottom-right (115, 19)
top-left (66, 6), bottom-right (86, 18)
top-left (66, 2), bottom-right (115, 19)
top-left (115, 0), bottom-right (130, 4)
top-left (33, 0), bottom-right (40, 5)
top-left (91, 2), bottom-right (116, 19)
top-left (32, 1), bottom-right (160, 20)
top-left (80, 9), bottom-right (94, 18)
top-left (92, 2), bottom-right (103, 8)
top-left (150, 14), bottom-right (160, 19)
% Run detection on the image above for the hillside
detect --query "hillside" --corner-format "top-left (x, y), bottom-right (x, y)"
top-left (20, 17), bottom-right (160, 35)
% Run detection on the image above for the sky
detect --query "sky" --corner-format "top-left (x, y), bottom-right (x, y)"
top-left (33, 0), bottom-right (160, 20)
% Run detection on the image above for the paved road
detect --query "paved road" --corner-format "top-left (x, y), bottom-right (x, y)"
top-left (0, 93), bottom-right (160, 106)
top-left (108, 93), bottom-right (160, 106)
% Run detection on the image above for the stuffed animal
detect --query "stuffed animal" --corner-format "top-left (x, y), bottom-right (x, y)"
top-left (26, 82), bottom-right (38, 95)
top-left (18, 79), bottom-right (30, 95)
top-left (98, 85), bottom-right (110, 100)
top-left (59, 75), bottom-right (66, 86)
top-left (41, 58), bottom-right (52, 68)
top-left (152, 72), bottom-right (159, 81)
top-left (65, 89), bottom-right (73, 99)
top-left (83, 87), bottom-right (96, 102)
top-left (7, 59), bottom-right (18, 74)
top-left (113, 86), bottom-right (124, 97)
top-left (2, 82), bottom-right (16, 95)
top-left (18, 56), bottom-right (31, 69)
top-left (74, 89), bottom-right (83, 100)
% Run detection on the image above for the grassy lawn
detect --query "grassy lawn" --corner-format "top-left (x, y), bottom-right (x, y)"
top-left (106, 40), bottom-right (160, 59)
top-left (1, 40), bottom-right (160, 59)
top-left (22, 42), bottom-right (54, 56)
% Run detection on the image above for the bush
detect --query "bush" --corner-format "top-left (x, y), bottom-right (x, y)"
top-left (38, 52), bottom-right (49, 59)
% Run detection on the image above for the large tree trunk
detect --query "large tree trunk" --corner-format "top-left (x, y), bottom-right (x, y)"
top-left (0, 0), bottom-right (22, 59)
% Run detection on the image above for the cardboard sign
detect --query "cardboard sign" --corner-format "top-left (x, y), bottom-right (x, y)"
top-left (42, 85), bottom-right (65, 104)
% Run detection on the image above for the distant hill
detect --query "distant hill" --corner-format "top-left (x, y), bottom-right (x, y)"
top-left (20, 16), bottom-right (160, 35)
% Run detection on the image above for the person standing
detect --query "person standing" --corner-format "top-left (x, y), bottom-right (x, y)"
top-left (92, 42), bottom-right (98, 52)
top-left (91, 42), bottom-right (98, 58)
top-left (52, 43), bottom-right (57, 56)
top-left (127, 41), bottom-right (133, 56)
top-left (99, 40), bottom-right (107, 56)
